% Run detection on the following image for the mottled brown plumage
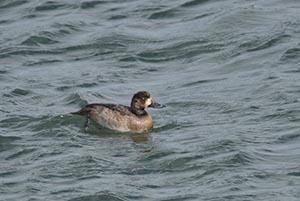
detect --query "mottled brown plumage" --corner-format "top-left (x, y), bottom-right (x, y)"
top-left (72, 91), bottom-right (164, 132)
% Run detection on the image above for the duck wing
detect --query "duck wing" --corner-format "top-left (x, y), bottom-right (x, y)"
top-left (71, 104), bottom-right (132, 116)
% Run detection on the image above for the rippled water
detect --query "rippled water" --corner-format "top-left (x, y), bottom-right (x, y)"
top-left (1, 0), bottom-right (300, 200)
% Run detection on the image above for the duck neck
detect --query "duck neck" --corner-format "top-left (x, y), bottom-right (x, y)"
top-left (130, 99), bottom-right (147, 116)
top-left (131, 107), bottom-right (146, 116)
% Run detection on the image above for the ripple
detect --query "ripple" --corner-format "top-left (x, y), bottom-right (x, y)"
top-left (21, 35), bottom-right (59, 46)
top-left (281, 48), bottom-right (300, 61)
top-left (259, 108), bottom-right (300, 124)
top-left (0, 47), bottom-right (61, 58)
top-left (80, 1), bottom-right (108, 9)
top-left (121, 167), bottom-right (162, 175)
top-left (0, 135), bottom-right (21, 152)
top-left (287, 171), bottom-right (300, 177)
top-left (136, 40), bottom-right (223, 63)
top-left (181, 78), bottom-right (226, 88)
top-left (181, 0), bottom-right (211, 7)
top-left (24, 59), bottom-right (62, 66)
top-left (283, 68), bottom-right (300, 74)
top-left (30, 114), bottom-right (82, 134)
top-left (276, 132), bottom-right (300, 144)
top-left (108, 15), bottom-right (127, 20)
top-left (0, 115), bottom-right (36, 130)
top-left (51, 22), bottom-right (82, 36)
top-left (5, 148), bottom-right (36, 160)
top-left (228, 151), bottom-right (255, 166)
top-left (0, 135), bottom-right (21, 143)
top-left (148, 8), bottom-right (178, 20)
top-left (152, 123), bottom-right (182, 133)
top-left (64, 93), bottom-right (88, 106)
top-left (76, 82), bottom-right (98, 88)
top-left (34, 1), bottom-right (73, 12)
top-left (11, 88), bottom-right (31, 96)
top-left (159, 195), bottom-right (199, 201)
top-left (138, 150), bottom-right (176, 163)
top-left (246, 34), bottom-right (290, 52)
top-left (0, 0), bottom-right (28, 9)
top-left (56, 86), bottom-right (72, 92)
top-left (68, 192), bottom-right (128, 201)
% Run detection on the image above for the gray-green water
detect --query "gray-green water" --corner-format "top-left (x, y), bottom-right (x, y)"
top-left (1, 0), bottom-right (300, 200)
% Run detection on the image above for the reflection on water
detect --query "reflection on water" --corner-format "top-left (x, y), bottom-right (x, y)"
top-left (128, 133), bottom-right (151, 144)
top-left (88, 126), bottom-right (152, 144)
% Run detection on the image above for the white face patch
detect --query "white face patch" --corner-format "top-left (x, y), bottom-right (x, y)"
top-left (145, 98), bottom-right (152, 107)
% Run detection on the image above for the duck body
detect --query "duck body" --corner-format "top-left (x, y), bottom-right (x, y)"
top-left (72, 91), bottom-right (164, 132)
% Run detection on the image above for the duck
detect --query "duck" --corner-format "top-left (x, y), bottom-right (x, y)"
top-left (72, 91), bottom-right (165, 132)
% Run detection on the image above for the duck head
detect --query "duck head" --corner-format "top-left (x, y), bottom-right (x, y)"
top-left (130, 91), bottom-right (165, 114)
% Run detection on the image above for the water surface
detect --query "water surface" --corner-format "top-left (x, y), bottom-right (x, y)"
top-left (1, 0), bottom-right (300, 200)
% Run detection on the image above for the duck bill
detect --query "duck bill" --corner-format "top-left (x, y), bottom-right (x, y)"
top-left (150, 101), bottom-right (165, 109)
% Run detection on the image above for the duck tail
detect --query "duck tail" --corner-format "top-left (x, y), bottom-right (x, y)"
top-left (70, 107), bottom-right (91, 116)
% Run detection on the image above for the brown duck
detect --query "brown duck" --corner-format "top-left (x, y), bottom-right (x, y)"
top-left (72, 91), bottom-right (165, 132)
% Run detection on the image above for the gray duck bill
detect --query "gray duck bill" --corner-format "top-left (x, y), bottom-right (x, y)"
top-left (150, 101), bottom-right (165, 108)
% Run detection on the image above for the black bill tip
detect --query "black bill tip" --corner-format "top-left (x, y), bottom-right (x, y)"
top-left (150, 101), bottom-right (165, 109)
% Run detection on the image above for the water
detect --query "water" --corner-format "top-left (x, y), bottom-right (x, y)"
top-left (1, 0), bottom-right (300, 200)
